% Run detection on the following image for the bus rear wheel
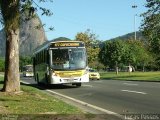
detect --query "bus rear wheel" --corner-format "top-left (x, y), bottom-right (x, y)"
top-left (37, 74), bottom-right (41, 85)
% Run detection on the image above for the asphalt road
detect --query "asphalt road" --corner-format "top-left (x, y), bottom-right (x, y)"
top-left (21, 76), bottom-right (160, 115)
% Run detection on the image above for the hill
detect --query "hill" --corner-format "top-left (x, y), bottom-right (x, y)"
top-left (0, 14), bottom-right (47, 57)
top-left (109, 31), bottom-right (145, 41)
top-left (51, 37), bottom-right (71, 42)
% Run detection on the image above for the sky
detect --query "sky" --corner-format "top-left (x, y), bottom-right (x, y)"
top-left (37, 0), bottom-right (146, 41)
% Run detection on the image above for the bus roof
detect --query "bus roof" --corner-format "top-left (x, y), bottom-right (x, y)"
top-left (33, 40), bottom-right (85, 54)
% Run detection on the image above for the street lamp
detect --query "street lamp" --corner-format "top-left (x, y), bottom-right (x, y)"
top-left (132, 1), bottom-right (137, 40)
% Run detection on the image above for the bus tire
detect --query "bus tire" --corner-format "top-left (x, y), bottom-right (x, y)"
top-left (75, 83), bottom-right (81, 87)
top-left (37, 73), bottom-right (40, 85)
top-left (45, 73), bottom-right (49, 84)
top-left (34, 74), bottom-right (37, 81)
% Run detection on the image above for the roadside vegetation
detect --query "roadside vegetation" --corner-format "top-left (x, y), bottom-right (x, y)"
top-left (0, 56), bottom-right (32, 72)
top-left (0, 77), bottom-right (81, 114)
top-left (0, 76), bottom-right (105, 120)
top-left (0, 57), bottom-right (5, 72)
top-left (0, 76), bottom-right (82, 115)
top-left (100, 71), bottom-right (160, 81)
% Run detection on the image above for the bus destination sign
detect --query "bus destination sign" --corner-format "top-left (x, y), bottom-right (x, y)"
top-left (51, 42), bottom-right (84, 47)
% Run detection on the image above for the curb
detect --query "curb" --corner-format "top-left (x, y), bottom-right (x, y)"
top-left (20, 81), bottom-right (124, 120)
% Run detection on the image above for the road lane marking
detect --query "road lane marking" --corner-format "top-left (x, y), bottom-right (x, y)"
top-left (121, 90), bottom-right (147, 95)
top-left (20, 81), bottom-right (124, 119)
top-left (46, 89), bottom-right (124, 119)
top-left (123, 83), bottom-right (138, 86)
top-left (82, 85), bottom-right (93, 87)
top-left (78, 93), bottom-right (93, 97)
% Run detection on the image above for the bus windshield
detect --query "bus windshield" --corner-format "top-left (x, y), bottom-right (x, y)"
top-left (52, 48), bottom-right (87, 70)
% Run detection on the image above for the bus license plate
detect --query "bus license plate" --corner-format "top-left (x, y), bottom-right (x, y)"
top-left (68, 78), bottom-right (74, 82)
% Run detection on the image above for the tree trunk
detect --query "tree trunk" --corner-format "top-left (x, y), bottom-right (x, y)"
top-left (116, 66), bottom-right (118, 75)
top-left (1, 0), bottom-right (20, 92)
top-left (2, 29), bottom-right (20, 92)
top-left (115, 62), bottom-right (118, 75)
top-left (143, 65), bottom-right (145, 72)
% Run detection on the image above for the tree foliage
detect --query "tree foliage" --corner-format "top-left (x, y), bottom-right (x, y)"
top-left (141, 0), bottom-right (160, 53)
top-left (75, 29), bottom-right (103, 69)
top-left (0, 0), bottom-right (53, 92)
top-left (140, 0), bottom-right (160, 69)
top-left (0, 57), bottom-right (5, 72)
top-left (123, 40), bottom-right (152, 69)
top-left (99, 40), bottom-right (125, 68)
top-left (19, 56), bottom-right (32, 71)
top-left (99, 39), bottom-right (152, 71)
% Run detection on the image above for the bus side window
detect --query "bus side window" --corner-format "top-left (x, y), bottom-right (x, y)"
top-left (33, 57), bottom-right (35, 67)
top-left (35, 54), bottom-right (37, 65)
top-left (46, 50), bottom-right (49, 64)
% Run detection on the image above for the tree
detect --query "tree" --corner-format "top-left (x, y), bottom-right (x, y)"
top-left (89, 61), bottom-right (105, 71)
top-left (140, 0), bottom-right (160, 69)
top-left (123, 40), bottom-right (152, 71)
top-left (75, 29), bottom-right (101, 68)
top-left (99, 40), bottom-right (125, 74)
top-left (0, 0), bottom-right (53, 92)
top-left (141, 0), bottom-right (160, 54)
top-left (19, 56), bottom-right (32, 72)
top-left (99, 39), bottom-right (152, 72)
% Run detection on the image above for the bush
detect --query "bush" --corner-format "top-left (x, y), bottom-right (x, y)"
top-left (0, 57), bottom-right (5, 72)
top-left (19, 56), bottom-right (32, 72)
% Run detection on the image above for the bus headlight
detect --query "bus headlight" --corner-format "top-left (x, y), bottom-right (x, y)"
top-left (52, 72), bottom-right (59, 77)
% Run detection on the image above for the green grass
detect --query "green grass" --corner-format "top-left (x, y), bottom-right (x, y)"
top-left (1, 86), bottom-right (82, 114)
top-left (0, 89), bottom-right (82, 114)
top-left (100, 71), bottom-right (160, 81)
top-left (0, 76), bottom-right (82, 114)
top-left (0, 76), bottom-right (102, 119)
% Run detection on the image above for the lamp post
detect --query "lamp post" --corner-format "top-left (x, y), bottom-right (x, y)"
top-left (132, 1), bottom-right (137, 40)
top-left (134, 14), bottom-right (137, 40)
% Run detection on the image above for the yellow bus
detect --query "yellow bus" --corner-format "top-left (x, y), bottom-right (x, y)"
top-left (33, 40), bottom-right (89, 87)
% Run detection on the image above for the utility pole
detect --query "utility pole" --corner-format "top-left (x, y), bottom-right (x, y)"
top-left (132, 1), bottom-right (137, 40)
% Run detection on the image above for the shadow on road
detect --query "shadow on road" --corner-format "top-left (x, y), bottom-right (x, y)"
top-left (20, 75), bottom-right (79, 90)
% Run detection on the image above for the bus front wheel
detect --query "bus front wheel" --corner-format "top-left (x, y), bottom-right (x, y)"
top-left (75, 83), bottom-right (81, 87)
